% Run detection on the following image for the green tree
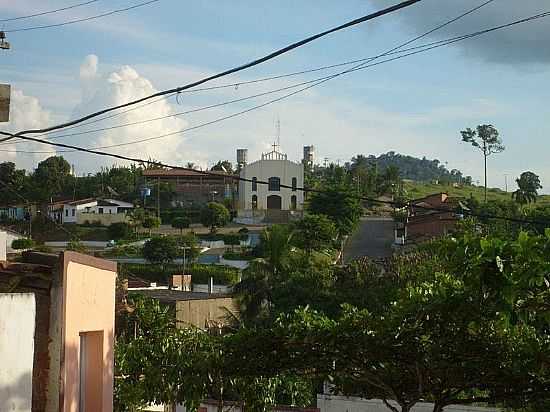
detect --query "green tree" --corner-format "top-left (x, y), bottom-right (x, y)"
top-left (309, 184), bottom-right (362, 237)
top-left (200, 202), bottom-right (230, 233)
top-left (460, 124), bottom-right (505, 202)
top-left (172, 216), bottom-right (190, 235)
top-left (33, 156), bottom-right (72, 202)
top-left (108, 222), bottom-right (132, 240)
top-left (142, 236), bottom-right (179, 274)
top-left (142, 215), bottom-right (161, 235)
top-left (223, 232), bottom-right (241, 252)
top-left (11, 238), bottom-right (34, 250)
top-left (294, 214), bottom-right (336, 255)
top-left (0, 162), bottom-right (27, 204)
top-left (513, 171), bottom-right (542, 205)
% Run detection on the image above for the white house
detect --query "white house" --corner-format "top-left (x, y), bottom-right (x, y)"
top-left (89, 199), bottom-right (134, 215)
top-left (238, 146), bottom-right (304, 215)
top-left (55, 198), bottom-right (133, 224)
top-left (62, 198), bottom-right (98, 223)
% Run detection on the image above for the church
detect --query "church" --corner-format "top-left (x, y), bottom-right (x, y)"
top-left (237, 145), bottom-right (304, 223)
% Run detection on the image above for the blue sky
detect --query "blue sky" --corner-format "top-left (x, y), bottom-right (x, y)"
top-left (0, 0), bottom-right (549, 192)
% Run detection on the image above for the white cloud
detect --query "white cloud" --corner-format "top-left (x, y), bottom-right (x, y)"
top-left (61, 55), bottom-right (207, 173)
top-left (0, 88), bottom-right (56, 169)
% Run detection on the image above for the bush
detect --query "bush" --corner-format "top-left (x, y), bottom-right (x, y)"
top-left (11, 238), bottom-right (34, 250)
top-left (142, 236), bottom-right (178, 265)
top-left (172, 216), bottom-right (191, 233)
top-left (222, 251), bottom-right (256, 261)
top-left (109, 222), bottom-right (132, 240)
top-left (119, 263), bottom-right (240, 285)
top-left (200, 202), bottom-right (230, 232)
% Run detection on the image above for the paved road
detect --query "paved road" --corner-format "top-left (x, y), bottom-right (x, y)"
top-left (343, 217), bottom-right (394, 263)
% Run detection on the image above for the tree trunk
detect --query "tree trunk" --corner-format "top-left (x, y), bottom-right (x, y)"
top-left (483, 143), bottom-right (488, 203)
top-left (432, 402), bottom-right (445, 412)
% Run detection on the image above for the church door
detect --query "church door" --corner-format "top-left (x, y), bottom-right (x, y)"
top-left (267, 195), bottom-right (282, 210)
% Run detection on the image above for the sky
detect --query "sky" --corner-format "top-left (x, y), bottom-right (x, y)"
top-left (0, 0), bottom-right (549, 192)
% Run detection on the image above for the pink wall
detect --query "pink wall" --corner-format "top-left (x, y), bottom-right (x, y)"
top-left (60, 252), bottom-right (116, 412)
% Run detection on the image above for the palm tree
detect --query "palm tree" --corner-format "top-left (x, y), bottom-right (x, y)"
top-left (512, 171), bottom-right (542, 205)
top-left (233, 224), bottom-right (294, 323)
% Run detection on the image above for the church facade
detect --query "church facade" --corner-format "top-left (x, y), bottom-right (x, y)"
top-left (238, 148), bottom-right (304, 213)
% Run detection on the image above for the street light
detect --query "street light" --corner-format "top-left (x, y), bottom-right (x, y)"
top-left (0, 32), bottom-right (10, 50)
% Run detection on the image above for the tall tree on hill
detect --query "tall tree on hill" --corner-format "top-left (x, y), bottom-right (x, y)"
top-left (512, 171), bottom-right (542, 205)
top-left (460, 124), bottom-right (505, 202)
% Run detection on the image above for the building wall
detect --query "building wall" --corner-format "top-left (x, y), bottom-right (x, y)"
top-left (0, 231), bottom-right (6, 261)
top-left (0, 293), bottom-right (36, 412)
top-left (176, 400), bottom-right (318, 412)
top-left (239, 159), bottom-right (304, 211)
top-left (76, 212), bottom-right (130, 226)
top-left (176, 297), bottom-right (237, 329)
top-left (317, 395), bottom-right (501, 412)
top-left (407, 215), bottom-right (456, 239)
top-left (62, 202), bottom-right (97, 224)
top-left (61, 253), bottom-right (117, 412)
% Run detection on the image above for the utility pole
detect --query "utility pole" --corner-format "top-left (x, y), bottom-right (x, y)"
top-left (504, 173), bottom-right (508, 193)
top-left (157, 177), bottom-right (160, 219)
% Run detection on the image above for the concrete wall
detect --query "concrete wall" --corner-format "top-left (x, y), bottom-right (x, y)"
top-left (239, 158), bottom-right (304, 211)
top-left (176, 401), bottom-right (319, 412)
top-left (76, 212), bottom-right (129, 226)
top-left (61, 253), bottom-right (117, 412)
top-left (176, 297), bottom-right (237, 329)
top-left (0, 293), bottom-right (36, 412)
top-left (0, 231), bottom-right (6, 260)
top-left (317, 395), bottom-right (501, 412)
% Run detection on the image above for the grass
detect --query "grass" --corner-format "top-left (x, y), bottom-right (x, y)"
top-left (403, 181), bottom-right (550, 206)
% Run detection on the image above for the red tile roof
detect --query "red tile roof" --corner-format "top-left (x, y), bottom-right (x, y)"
top-left (142, 169), bottom-right (236, 178)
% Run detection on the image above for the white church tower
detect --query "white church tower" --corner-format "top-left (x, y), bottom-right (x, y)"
top-left (237, 144), bottom-right (304, 222)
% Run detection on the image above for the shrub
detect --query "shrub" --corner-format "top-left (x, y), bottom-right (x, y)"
top-left (200, 202), bottom-right (230, 233)
top-left (172, 216), bottom-right (191, 234)
top-left (118, 263), bottom-right (240, 285)
top-left (11, 238), bottom-right (34, 250)
top-left (142, 236), bottom-right (178, 265)
top-left (109, 222), bottom-right (132, 240)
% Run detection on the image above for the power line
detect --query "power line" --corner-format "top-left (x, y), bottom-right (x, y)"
top-left (0, 0), bottom-right (101, 22)
top-left (0, 0), bottom-right (422, 142)
top-left (8, 12), bottom-right (550, 153)
top-left (0, 179), bottom-right (80, 241)
top-left (3, 0), bottom-right (161, 33)
top-left (0, 39), bottom-right (483, 154)
top-left (3, 133), bottom-right (549, 226)
top-left (1, 1), bottom-right (508, 150)
top-left (0, 40), bottom-right (477, 148)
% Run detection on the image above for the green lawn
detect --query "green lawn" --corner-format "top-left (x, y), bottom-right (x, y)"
top-left (403, 181), bottom-right (550, 206)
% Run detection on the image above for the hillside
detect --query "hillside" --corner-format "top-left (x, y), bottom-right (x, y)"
top-left (352, 152), bottom-right (471, 184)
top-left (404, 181), bottom-right (550, 206)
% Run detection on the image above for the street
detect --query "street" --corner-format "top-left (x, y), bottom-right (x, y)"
top-left (343, 217), bottom-right (394, 263)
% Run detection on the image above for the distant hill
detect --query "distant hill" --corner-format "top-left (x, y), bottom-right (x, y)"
top-left (352, 151), bottom-right (472, 184)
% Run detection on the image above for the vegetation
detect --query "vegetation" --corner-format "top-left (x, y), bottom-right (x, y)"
top-left (171, 216), bottom-right (191, 234)
top-left (346, 151), bottom-right (472, 185)
top-left (513, 171), bottom-right (542, 205)
top-left (142, 236), bottom-right (179, 268)
top-left (200, 202), bottom-right (230, 233)
top-left (293, 213), bottom-right (337, 255)
top-left (11, 238), bottom-right (34, 250)
top-left (461, 124), bottom-right (505, 202)
top-left (119, 262), bottom-right (240, 285)
top-left (308, 184), bottom-right (362, 236)
top-left (108, 222), bottom-right (132, 240)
